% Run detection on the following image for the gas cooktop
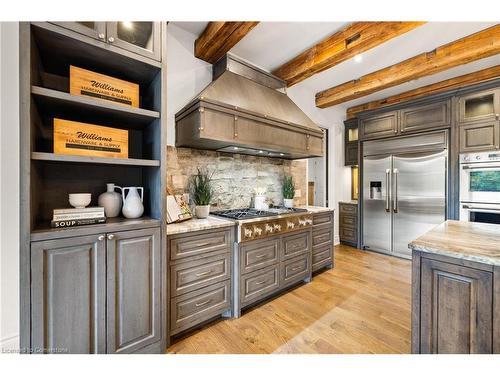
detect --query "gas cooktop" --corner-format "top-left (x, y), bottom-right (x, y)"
top-left (211, 207), bottom-right (308, 220)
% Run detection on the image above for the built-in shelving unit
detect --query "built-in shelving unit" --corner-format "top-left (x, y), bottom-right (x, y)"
top-left (20, 21), bottom-right (167, 353)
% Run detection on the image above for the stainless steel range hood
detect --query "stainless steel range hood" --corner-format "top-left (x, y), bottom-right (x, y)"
top-left (175, 54), bottom-right (324, 159)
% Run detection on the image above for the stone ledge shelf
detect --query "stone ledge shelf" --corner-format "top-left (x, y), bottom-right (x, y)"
top-left (409, 220), bottom-right (500, 266)
top-left (167, 216), bottom-right (236, 236)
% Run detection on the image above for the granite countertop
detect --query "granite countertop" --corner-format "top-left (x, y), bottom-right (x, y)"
top-left (409, 220), bottom-right (500, 266)
top-left (167, 216), bottom-right (235, 236)
top-left (298, 205), bottom-right (335, 213)
top-left (339, 200), bottom-right (358, 205)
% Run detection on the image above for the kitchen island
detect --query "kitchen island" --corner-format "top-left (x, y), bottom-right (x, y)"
top-left (409, 220), bottom-right (500, 354)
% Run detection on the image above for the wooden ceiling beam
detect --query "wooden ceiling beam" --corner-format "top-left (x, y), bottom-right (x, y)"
top-left (316, 24), bottom-right (500, 108)
top-left (195, 22), bottom-right (259, 64)
top-left (273, 22), bottom-right (425, 87)
top-left (346, 65), bottom-right (500, 119)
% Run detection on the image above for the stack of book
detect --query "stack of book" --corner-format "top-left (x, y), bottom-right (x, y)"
top-left (51, 207), bottom-right (106, 228)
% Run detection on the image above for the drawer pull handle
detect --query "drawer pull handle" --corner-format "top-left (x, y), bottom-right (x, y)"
top-left (255, 279), bottom-right (267, 285)
top-left (291, 266), bottom-right (302, 271)
top-left (255, 253), bottom-right (268, 259)
top-left (195, 299), bottom-right (212, 307)
top-left (195, 270), bottom-right (213, 277)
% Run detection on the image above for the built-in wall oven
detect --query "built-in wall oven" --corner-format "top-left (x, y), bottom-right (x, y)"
top-left (460, 151), bottom-right (500, 224)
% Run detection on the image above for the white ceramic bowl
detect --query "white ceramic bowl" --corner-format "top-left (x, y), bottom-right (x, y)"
top-left (69, 193), bottom-right (92, 209)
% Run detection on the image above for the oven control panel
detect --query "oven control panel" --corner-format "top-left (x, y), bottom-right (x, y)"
top-left (460, 151), bottom-right (500, 163)
top-left (239, 214), bottom-right (313, 242)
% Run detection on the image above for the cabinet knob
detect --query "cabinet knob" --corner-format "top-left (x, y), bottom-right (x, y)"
top-left (496, 113), bottom-right (499, 120)
top-left (107, 234), bottom-right (115, 240)
top-left (98, 235), bottom-right (105, 241)
top-left (108, 36), bottom-right (115, 43)
top-left (98, 33), bottom-right (105, 40)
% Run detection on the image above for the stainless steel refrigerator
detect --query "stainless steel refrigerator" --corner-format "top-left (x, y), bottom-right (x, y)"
top-left (362, 131), bottom-right (447, 259)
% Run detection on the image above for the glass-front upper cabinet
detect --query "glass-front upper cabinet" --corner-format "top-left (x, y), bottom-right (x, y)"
top-left (106, 22), bottom-right (161, 61)
top-left (458, 89), bottom-right (500, 124)
top-left (52, 22), bottom-right (106, 40)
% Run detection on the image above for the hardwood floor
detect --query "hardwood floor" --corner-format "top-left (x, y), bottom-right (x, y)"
top-left (167, 244), bottom-right (412, 354)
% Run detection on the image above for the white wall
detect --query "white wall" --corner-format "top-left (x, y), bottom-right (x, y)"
top-left (166, 23), bottom-right (212, 146)
top-left (0, 22), bottom-right (20, 351)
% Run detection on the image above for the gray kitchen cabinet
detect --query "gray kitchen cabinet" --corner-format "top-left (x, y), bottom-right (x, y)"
top-left (106, 227), bottom-right (161, 354)
top-left (459, 120), bottom-right (500, 152)
top-left (458, 89), bottom-right (500, 125)
top-left (106, 22), bottom-right (161, 61)
top-left (344, 118), bottom-right (359, 166)
top-left (50, 22), bottom-right (106, 40)
top-left (414, 254), bottom-right (494, 353)
top-left (339, 202), bottom-right (358, 247)
top-left (400, 100), bottom-right (451, 134)
top-left (31, 234), bottom-right (106, 354)
top-left (359, 111), bottom-right (398, 140)
top-left (311, 211), bottom-right (334, 272)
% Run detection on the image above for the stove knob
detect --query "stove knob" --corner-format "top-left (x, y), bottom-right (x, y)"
top-left (253, 226), bottom-right (263, 236)
top-left (274, 224), bottom-right (282, 232)
top-left (306, 219), bottom-right (313, 225)
top-left (476, 155), bottom-right (481, 160)
top-left (287, 221), bottom-right (295, 229)
top-left (244, 228), bottom-right (253, 238)
top-left (298, 219), bottom-right (306, 226)
top-left (265, 224), bottom-right (274, 233)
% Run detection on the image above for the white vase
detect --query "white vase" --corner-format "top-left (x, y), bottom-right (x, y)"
top-left (122, 187), bottom-right (144, 219)
top-left (98, 183), bottom-right (122, 217)
top-left (254, 195), bottom-right (266, 210)
top-left (284, 198), bottom-right (294, 208)
top-left (195, 205), bottom-right (210, 219)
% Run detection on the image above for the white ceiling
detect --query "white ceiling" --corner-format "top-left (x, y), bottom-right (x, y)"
top-left (170, 21), bottom-right (499, 115)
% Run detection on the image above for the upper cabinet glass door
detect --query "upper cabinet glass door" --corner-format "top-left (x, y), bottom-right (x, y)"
top-left (106, 22), bottom-right (161, 61)
top-left (458, 89), bottom-right (500, 124)
top-left (52, 22), bottom-right (106, 41)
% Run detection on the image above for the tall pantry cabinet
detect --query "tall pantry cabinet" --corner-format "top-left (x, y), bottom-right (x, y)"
top-left (19, 22), bottom-right (168, 354)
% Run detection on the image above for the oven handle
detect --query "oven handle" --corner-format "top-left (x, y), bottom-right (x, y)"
top-left (462, 165), bottom-right (500, 170)
top-left (462, 204), bottom-right (500, 213)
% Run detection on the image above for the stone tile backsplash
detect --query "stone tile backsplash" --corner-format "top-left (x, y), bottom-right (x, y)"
top-left (167, 146), bottom-right (307, 209)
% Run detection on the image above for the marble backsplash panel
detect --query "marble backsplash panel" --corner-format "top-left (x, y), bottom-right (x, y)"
top-left (167, 146), bottom-right (307, 209)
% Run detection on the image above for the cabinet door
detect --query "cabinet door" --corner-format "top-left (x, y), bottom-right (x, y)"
top-left (459, 121), bottom-right (500, 152)
top-left (345, 142), bottom-right (358, 166)
top-left (31, 235), bottom-right (106, 354)
top-left (106, 22), bottom-right (161, 61)
top-left (359, 111), bottom-right (398, 140)
top-left (106, 227), bottom-right (161, 353)
top-left (458, 89), bottom-right (500, 124)
top-left (400, 100), bottom-right (451, 134)
top-left (51, 22), bottom-right (106, 41)
top-left (420, 258), bottom-right (493, 353)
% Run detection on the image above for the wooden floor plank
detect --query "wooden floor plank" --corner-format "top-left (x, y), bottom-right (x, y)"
top-left (167, 245), bottom-right (411, 354)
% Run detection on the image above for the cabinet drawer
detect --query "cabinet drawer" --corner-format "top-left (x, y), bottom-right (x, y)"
top-left (312, 244), bottom-right (333, 272)
top-left (312, 226), bottom-right (333, 247)
top-left (340, 213), bottom-right (357, 228)
top-left (240, 238), bottom-right (279, 275)
top-left (340, 226), bottom-right (357, 243)
top-left (339, 203), bottom-right (357, 214)
top-left (170, 280), bottom-right (230, 335)
top-left (169, 228), bottom-right (232, 261)
top-left (170, 253), bottom-right (230, 297)
top-left (280, 253), bottom-right (310, 287)
top-left (281, 230), bottom-right (311, 260)
top-left (459, 121), bottom-right (500, 153)
top-left (313, 212), bottom-right (333, 226)
top-left (400, 100), bottom-right (450, 133)
top-left (240, 265), bottom-right (280, 306)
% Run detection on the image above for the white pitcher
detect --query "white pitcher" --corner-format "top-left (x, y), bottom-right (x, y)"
top-left (122, 187), bottom-right (144, 219)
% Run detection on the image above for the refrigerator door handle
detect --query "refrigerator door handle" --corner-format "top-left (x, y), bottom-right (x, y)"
top-left (385, 169), bottom-right (391, 212)
top-left (393, 168), bottom-right (399, 213)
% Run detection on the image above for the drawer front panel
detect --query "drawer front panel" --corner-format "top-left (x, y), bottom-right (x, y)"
top-left (339, 203), bottom-right (357, 214)
top-left (170, 281), bottom-right (230, 335)
top-left (240, 238), bottom-right (279, 275)
top-left (312, 226), bottom-right (333, 247)
top-left (169, 228), bottom-right (232, 261)
top-left (340, 213), bottom-right (357, 228)
top-left (281, 254), bottom-right (310, 286)
top-left (313, 212), bottom-right (333, 226)
top-left (240, 265), bottom-right (280, 306)
top-left (281, 230), bottom-right (311, 260)
top-left (340, 226), bottom-right (357, 243)
top-left (170, 253), bottom-right (230, 297)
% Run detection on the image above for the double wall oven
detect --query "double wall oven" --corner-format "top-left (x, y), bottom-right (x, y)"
top-left (460, 151), bottom-right (500, 224)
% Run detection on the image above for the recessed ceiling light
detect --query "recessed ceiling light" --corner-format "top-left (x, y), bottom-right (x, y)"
top-left (122, 22), bottom-right (134, 29)
top-left (233, 146), bottom-right (239, 150)
top-left (258, 150), bottom-right (264, 154)
top-left (354, 54), bottom-right (363, 63)
top-left (280, 153), bottom-right (284, 156)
